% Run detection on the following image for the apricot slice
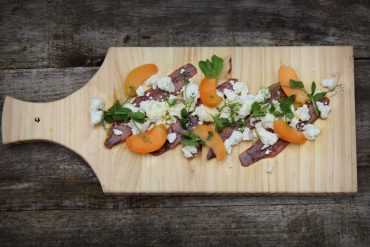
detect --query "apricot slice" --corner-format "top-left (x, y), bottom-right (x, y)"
top-left (192, 125), bottom-right (226, 161)
top-left (124, 64), bottom-right (158, 96)
top-left (273, 119), bottom-right (306, 144)
top-left (126, 124), bottom-right (167, 154)
top-left (199, 77), bottom-right (223, 107)
top-left (278, 65), bottom-right (308, 105)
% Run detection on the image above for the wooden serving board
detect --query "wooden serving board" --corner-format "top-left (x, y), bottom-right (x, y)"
top-left (1, 47), bottom-right (357, 193)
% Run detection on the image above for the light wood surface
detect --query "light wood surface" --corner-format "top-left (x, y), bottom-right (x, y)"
top-left (1, 47), bottom-right (357, 193)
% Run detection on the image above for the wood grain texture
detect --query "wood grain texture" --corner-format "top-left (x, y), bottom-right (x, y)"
top-left (1, 0), bottom-right (370, 69)
top-left (1, 203), bottom-right (369, 246)
top-left (1, 47), bottom-right (357, 193)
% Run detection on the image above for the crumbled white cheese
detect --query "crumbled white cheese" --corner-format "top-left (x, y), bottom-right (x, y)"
top-left (113, 128), bottom-right (124, 136)
top-left (182, 145), bottom-right (198, 158)
top-left (289, 117), bottom-right (300, 130)
top-left (136, 85), bottom-right (146, 96)
top-left (128, 120), bottom-right (150, 135)
top-left (255, 88), bottom-right (271, 102)
top-left (168, 102), bottom-right (185, 118)
top-left (192, 104), bottom-right (218, 122)
top-left (242, 128), bottom-right (252, 141)
top-left (216, 90), bottom-right (224, 98)
top-left (139, 101), bottom-right (168, 121)
top-left (180, 68), bottom-right (186, 74)
top-left (267, 165), bottom-right (273, 174)
top-left (183, 82), bottom-right (200, 111)
top-left (123, 103), bottom-right (142, 113)
top-left (303, 124), bottom-right (320, 140)
top-left (224, 130), bottom-right (243, 154)
top-left (90, 97), bottom-right (105, 112)
top-left (184, 83), bottom-right (200, 100)
top-left (145, 75), bottom-right (175, 93)
top-left (260, 113), bottom-right (275, 130)
top-left (255, 122), bottom-right (278, 146)
top-left (294, 104), bottom-right (311, 121)
top-left (146, 92), bottom-right (151, 97)
top-left (261, 144), bottom-right (270, 150)
top-left (157, 76), bottom-right (175, 93)
top-left (316, 101), bottom-right (331, 119)
top-left (271, 99), bottom-right (281, 112)
top-left (145, 74), bottom-right (160, 88)
top-left (89, 97), bottom-right (105, 126)
top-left (223, 88), bottom-right (239, 101)
top-left (238, 103), bottom-right (252, 119)
top-left (90, 110), bottom-right (104, 126)
top-left (265, 149), bottom-right (272, 155)
top-left (232, 82), bottom-right (248, 94)
top-left (167, 133), bottom-right (177, 143)
top-left (229, 80), bottom-right (235, 85)
top-left (321, 78), bottom-right (336, 91)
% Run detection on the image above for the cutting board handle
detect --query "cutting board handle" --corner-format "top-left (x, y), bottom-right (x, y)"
top-left (2, 96), bottom-right (59, 144)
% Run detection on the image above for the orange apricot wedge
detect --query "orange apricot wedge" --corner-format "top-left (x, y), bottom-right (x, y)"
top-left (192, 125), bottom-right (226, 161)
top-left (126, 124), bottom-right (167, 154)
top-left (124, 64), bottom-right (158, 96)
top-left (278, 65), bottom-right (308, 105)
top-left (273, 119), bottom-right (307, 144)
top-left (199, 77), bottom-right (223, 107)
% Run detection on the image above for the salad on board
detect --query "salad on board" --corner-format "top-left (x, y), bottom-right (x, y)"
top-left (89, 55), bottom-right (340, 167)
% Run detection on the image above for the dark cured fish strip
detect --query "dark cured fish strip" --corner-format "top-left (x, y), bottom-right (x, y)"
top-left (132, 63), bottom-right (197, 107)
top-left (239, 97), bottom-right (330, 167)
top-left (104, 122), bottom-right (132, 148)
top-left (169, 63), bottom-right (197, 93)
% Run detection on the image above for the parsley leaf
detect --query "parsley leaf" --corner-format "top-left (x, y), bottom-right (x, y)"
top-left (180, 108), bottom-right (190, 128)
top-left (251, 102), bottom-right (266, 118)
top-left (181, 130), bottom-right (204, 147)
top-left (198, 55), bottom-right (224, 79)
top-left (311, 81), bottom-right (316, 95)
top-left (313, 92), bottom-right (327, 102)
top-left (104, 101), bottom-right (147, 124)
top-left (289, 79), bottom-right (305, 89)
top-left (269, 104), bottom-right (283, 118)
top-left (279, 95), bottom-right (295, 119)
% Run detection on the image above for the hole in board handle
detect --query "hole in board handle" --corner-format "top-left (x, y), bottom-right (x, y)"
top-left (35, 117), bottom-right (40, 123)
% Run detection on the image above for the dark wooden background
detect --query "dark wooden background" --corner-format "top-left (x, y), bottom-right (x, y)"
top-left (1, 1), bottom-right (369, 246)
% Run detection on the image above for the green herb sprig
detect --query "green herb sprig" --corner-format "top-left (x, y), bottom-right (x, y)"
top-left (198, 55), bottom-right (224, 79)
top-left (289, 79), bottom-right (328, 115)
top-left (181, 130), bottom-right (204, 147)
top-left (104, 101), bottom-right (146, 124)
top-left (180, 108), bottom-right (191, 129)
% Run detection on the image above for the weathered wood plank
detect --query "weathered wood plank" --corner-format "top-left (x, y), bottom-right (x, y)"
top-left (0, 166), bottom-right (369, 212)
top-left (0, 203), bottom-right (369, 246)
top-left (1, 0), bottom-right (370, 69)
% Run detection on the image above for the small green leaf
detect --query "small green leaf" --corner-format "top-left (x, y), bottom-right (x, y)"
top-left (198, 55), bottom-right (224, 79)
top-left (211, 55), bottom-right (224, 79)
top-left (313, 92), bottom-right (327, 102)
top-left (311, 81), bottom-right (316, 95)
top-left (285, 111), bottom-right (294, 119)
top-left (168, 98), bottom-right (177, 107)
top-left (181, 108), bottom-right (189, 118)
top-left (290, 79), bottom-right (305, 89)
top-left (130, 112), bottom-right (146, 123)
top-left (251, 102), bottom-right (261, 112)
